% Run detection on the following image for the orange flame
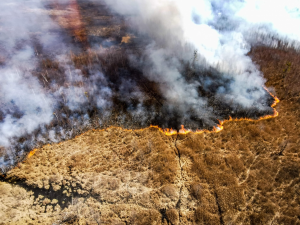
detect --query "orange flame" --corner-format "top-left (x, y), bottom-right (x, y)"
top-left (149, 125), bottom-right (178, 136)
top-left (179, 125), bottom-right (192, 134)
top-left (152, 87), bottom-right (280, 136)
top-left (27, 149), bottom-right (37, 158)
top-left (263, 86), bottom-right (280, 108)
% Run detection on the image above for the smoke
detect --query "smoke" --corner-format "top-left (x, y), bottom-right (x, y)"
top-left (0, 0), bottom-right (299, 171)
top-left (102, 0), bottom-right (299, 108)
top-left (0, 1), bottom-right (55, 145)
top-left (0, 0), bottom-right (112, 169)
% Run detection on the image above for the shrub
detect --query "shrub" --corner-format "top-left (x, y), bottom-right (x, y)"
top-left (130, 209), bottom-right (160, 225)
top-left (42, 198), bottom-right (51, 206)
top-left (108, 178), bottom-right (120, 190)
top-left (161, 185), bottom-right (178, 199)
top-left (195, 207), bottom-right (219, 225)
top-left (166, 209), bottom-right (179, 225)
top-left (190, 182), bottom-right (202, 200)
top-left (247, 125), bottom-right (261, 138)
top-left (61, 212), bottom-right (79, 224)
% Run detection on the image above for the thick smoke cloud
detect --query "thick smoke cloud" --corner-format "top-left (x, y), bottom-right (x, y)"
top-left (0, 0), bottom-right (299, 171)
top-left (102, 0), bottom-right (299, 109)
top-left (0, 0), bottom-right (112, 169)
top-left (0, 1), bottom-right (55, 151)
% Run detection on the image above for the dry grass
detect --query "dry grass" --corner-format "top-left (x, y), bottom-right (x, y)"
top-left (4, 87), bottom-right (300, 224)
top-left (4, 127), bottom-right (180, 224)
top-left (166, 208), bottom-right (179, 225)
top-left (1, 8), bottom-right (300, 225)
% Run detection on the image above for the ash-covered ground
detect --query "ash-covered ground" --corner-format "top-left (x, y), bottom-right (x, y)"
top-left (0, 0), bottom-right (280, 171)
top-left (1, 45), bottom-right (300, 224)
top-left (1, 1), bottom-right (300, 224)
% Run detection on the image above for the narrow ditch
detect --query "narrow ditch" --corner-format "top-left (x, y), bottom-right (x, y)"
top-left (160, 208), bottom-right (171, 225)
top-left (214, 191), bottom-right (225, 225)
top-left (174, 134), bottom-right (184, 224)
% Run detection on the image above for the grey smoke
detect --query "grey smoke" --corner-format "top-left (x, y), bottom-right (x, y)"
top-left (0, 0), bottom-right (111, 170)
top-left (0, 0), bottom-right (299, 170)
top-left (0, 1), bottom-right (54, 147)
top-left (102, 0), bottom-right (299, 110)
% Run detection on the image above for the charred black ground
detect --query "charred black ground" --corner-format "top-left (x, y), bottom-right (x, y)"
top-left (0, 0), bottom-right (276, 172)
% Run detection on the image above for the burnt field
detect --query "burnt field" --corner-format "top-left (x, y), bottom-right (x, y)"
top-left (1, 46), bottom-right (300, 224)
top-left (1, 0), bottom-right (300, 224)
top-left (0, 0), bottom-right (276, 171)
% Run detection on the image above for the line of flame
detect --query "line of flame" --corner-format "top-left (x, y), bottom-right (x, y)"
top-left (26, 87), bottom-right (279, 158)
top-left (154, 86), bottom-right (280, 136)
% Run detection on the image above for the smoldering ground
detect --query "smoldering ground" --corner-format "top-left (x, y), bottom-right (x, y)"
top-left (0, 0), bottom-right (299, 172)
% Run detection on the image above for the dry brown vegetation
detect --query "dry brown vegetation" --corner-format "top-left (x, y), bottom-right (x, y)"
top-left (2, 46), bottom-right (300, 225)
top-left (1, 2), bottom-right (300, 225)
top-left (3, 62), bottom-right (300, 224)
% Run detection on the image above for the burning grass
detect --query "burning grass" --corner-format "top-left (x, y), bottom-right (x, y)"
top-left (2, 92), bottom-right (300, 224)
top-left (1, 1), bottom-right (300, 224)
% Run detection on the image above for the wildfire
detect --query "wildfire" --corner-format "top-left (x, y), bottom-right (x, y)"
top-left (154, 87), bottom-right (280, 136)
top-left (27, 149), bottom-right (37, 158)
top-left (263, 86), bottom-right (280, 107)
top-left (26, 87), bottom-right (279, 158)
top-left (150, 125), bottom-right (178, 136)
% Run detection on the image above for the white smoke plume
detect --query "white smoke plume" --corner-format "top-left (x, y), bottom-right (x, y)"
top-left (0, 0), bottom-right (300, 170)
top-left (102, 0), bottom-right (299, 109)
top-left (0, 1), bottom-right (56, 145)
top-left (0, 0), bottom-right (112, 170)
